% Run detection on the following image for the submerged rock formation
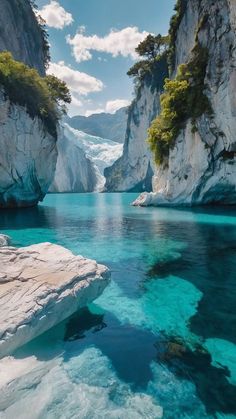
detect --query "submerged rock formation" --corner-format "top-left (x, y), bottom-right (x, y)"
top-left (0, 92), bottom-right (57, 208)
top-left (134, 0), bottom-right (236, 206)
top-left (0, 242), bottom-right (110, 358)
top-left (0, 235), bottom-right (10, 247)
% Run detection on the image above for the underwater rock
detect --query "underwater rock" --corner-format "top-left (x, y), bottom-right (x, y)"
top-left (0, 234), bottom-right (10, 247)
top-left (0, 242), bottom-right (110, 357)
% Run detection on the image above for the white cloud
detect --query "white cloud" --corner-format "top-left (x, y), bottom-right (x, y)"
top-left (47, 62), bottom-right (104, 116)
top-left (47, 61), bottom-right (104, 96)
top-left (68, 95), bottom-right (83, 117)
top-left (67, 27), bottom-right (149, 63)
top-left (105, 99), bottom-right (131, 114)
top-left (39, 1), bottom-right (73, 29)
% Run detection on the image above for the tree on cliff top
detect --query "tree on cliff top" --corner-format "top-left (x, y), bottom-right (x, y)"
top-left (127, 34), bottom-right (169, 83)
top-left (135, 34), bottom-right (169, 61)
top-left (0, 52), bottom-right (71, 139)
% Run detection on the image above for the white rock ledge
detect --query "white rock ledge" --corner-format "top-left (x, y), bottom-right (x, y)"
top-left (0, 242), bottom-right (110, 358)
top-left (132, 192), bottom-right (174, 207)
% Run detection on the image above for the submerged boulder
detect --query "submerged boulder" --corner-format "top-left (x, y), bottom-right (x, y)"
top-left (0, 235), bottom-right (10, 247)
top-left (0, 242), bottom-right (110, 358)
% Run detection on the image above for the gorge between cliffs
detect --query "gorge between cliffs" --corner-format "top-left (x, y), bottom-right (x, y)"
top-left (0, 0), bottom-right (236, 418)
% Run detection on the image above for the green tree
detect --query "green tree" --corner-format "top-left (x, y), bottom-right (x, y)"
top-left (45, 75), bottom-right (71, 111)
top-left (0, 52), bottom-right (71, 139)
top-left (135, 34), bottom-right (169, 61)
top-left (148, 44), bottom-right (212, 166)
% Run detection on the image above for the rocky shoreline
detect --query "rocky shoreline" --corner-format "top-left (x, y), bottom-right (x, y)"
top-left (0, 237), bottom-right (110, 358)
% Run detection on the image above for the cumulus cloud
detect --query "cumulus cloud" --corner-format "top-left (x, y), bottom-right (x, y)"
top-left (67, 27), bottom-right (149, 63)
top-left (47, 61), bottom-right (104, 96)
top-left (47, 62), bottom-right (104, 116)
top-left (68, 95), bottom-right (83, 116)
top-left (105, 99), bottom-right (131, 114)
top-left (39, 1), bottom-right (73, 29)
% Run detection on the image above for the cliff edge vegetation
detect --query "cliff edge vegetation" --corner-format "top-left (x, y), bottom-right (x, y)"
top-left (0, 52), bottom-right (71, 139)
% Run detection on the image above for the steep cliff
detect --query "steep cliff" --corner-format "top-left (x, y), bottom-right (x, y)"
top-left (50, 125), bottom-right (97, 193)
top-left (0, 92), bottom-right (57, 208)
top-left (0, 0), bottom-right (58, 208)
top-left (134, 0), bottom-right (236, 206)
top-left (0, 0), bottom-right (48, 75)
top-left (104, 83), bottom-right (160, 192)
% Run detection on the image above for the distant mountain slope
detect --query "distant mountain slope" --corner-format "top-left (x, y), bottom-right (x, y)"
top-left (66, 107), bottom-right (128, 143)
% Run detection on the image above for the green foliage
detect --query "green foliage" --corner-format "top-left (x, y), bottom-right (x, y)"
top-left (127, 34), bottom-right (169, 84)
top-left (127, 34), bottom-right (169, 86)
top-left (148, 44), bottom-right (212, 165)
top-left (37, 14), bottom-right (51, 69)
top-left (0, 52), bottom-right (71, 139)
top-left (135, 34), bottom-right (169, 61)
top-left (127, 54), bottom-right (169, 92)
top-left (168, 0), bottom-right (187, 72)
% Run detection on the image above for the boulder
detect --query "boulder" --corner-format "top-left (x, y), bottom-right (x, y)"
top-left (0, 243), bottom-right (110, 358)
top-left (0, 235), bottom-right (11, 247)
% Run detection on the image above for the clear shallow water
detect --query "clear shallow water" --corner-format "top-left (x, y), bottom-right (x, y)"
top-left (0, 193), bottom-right (236, 418)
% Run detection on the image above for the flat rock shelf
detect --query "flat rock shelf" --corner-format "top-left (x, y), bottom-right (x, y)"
top-left (0, 242), bottom-right (110, 358)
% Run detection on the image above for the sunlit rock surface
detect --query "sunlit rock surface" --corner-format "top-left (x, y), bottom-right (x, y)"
top-left (50, 125), bottom-right (97, 193)
top-left (0, 243), bottom-right (110, 358)
top-left (134, 0), bottom-right (236, 206)
top-left (104, 83), bottom-right (160, 192)
top-left (0, 92), bottom-right (57, 208)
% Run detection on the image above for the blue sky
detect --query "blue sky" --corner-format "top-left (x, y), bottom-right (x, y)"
top-left (36, 0), bottom-right (176, 116)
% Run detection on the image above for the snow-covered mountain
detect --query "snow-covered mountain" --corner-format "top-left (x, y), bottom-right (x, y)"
top-left (51, 123), bottom-right (123, 192)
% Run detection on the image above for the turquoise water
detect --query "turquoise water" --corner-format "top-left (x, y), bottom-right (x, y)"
top-left (1, 193), bottom-right (236, 418)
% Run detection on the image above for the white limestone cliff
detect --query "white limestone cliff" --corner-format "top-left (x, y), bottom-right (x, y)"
top-left (134, 0), bottom-right (236, 206)
top-left (0, 93), bottom-right (57, 208)
top-left (104, 83), bottom-right (160, 192)
top-left (0, 0), bottom-right (57, 208)
top-left (50, 125), bottom-right (97, 193)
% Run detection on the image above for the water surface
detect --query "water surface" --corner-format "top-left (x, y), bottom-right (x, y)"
top-left (0, 193), bottom-right (236, 418)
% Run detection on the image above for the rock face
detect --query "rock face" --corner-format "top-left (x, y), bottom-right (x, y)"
top-left (104, 83), bottom-right (160, 192)
top-left (0, 242), bottom-right (110, 358)
top-left (134, 0), bottom-right (236, 206)
top-left (0, 0), bottom-right (47, 76)
top-left (51, 123), bottom-right (123, 192)
top-left (0, 0), bottom-right (58, 208)
top-left (50, 125), bottom-right (97, 193)
top-left (67, 107), bottom-right (128, 144)
top-left (0, 93), bottom-right (57, 208)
